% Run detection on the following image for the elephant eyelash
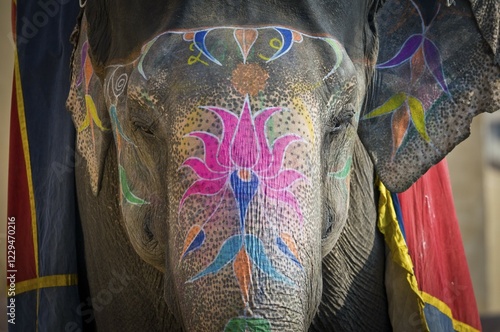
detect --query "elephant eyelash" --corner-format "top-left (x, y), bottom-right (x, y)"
top-left (134, 123), bottom-right (155, 136)
top-left (131, 116), bottom-right (157, 137)
top-left (326, 109), bottom-right (355, 133)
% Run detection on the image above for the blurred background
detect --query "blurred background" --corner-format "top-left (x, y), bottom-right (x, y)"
top-left (1, 1), bottom-right (14, 331)
top-left (0, 1), bottom-right (499, 331)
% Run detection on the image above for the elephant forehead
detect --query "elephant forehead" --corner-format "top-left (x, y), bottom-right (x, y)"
top-left (122, 26), bottom-right (360, 121)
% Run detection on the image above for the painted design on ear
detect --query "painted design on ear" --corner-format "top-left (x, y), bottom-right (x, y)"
top-left (78, 41), bottom-right (109, 134)
top-left (366, 0), bottom-right (448, 158)
top-left (376, 1), bottom-right (450, 96)
top-left (364, 92), bottom-right (429, 157)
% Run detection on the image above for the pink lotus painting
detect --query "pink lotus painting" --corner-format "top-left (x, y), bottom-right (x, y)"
top-left (178, 95), bottom-right (308, 305)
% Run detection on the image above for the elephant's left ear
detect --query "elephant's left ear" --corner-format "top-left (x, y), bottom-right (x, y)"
top-left (359, 0), bottom-right (499, 192)
top-left (67, 14), bottom-right (112, 195)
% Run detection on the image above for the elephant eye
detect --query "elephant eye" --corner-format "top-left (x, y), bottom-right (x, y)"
top-left (131, 117), bottom-right (156, 137)
top-left (136, 124), bottom-right (155, 136)
top-left (326, 108), bottom-right (355, 133)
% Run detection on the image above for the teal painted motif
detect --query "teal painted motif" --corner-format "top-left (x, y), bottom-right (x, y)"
top-left (119, 165), bottom-right (149, 206)
top-left (328, 157), bottom-right (352, 180)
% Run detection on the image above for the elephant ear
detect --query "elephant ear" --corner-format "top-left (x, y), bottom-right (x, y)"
top-left (67, 13), bottom-right (112, 195)
top-left (359, 0), bottom-right (500, 192)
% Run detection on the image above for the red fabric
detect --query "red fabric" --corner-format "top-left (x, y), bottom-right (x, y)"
top-left (398, 159), bottom-right (481, 330)
top-left (7, 75), bottom-right (37, 283)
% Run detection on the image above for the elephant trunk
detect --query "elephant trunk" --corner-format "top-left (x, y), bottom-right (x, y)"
top-left (170, 178), bottom-right (323, 331)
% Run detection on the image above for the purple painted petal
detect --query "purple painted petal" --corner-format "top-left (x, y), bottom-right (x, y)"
top-left (264, 186), bottom-right (304, 225)
top-left (258, 134), bottom-right (303, 177)
top-left (201, 106), bottom-right (239, 167)
top-left (231, 97), bottom-right (259, 168)
top-left (77, 42), bottom-right (89, 87)
top-left (253, 106), bottom-right (283, 171)
top-left (187, 132), bottom-right (228, 172)
top-left (377, 34), bottom-right (423, 69)
top-left (262, 169), bottom-right (307, 190)
top-left (423, 38), bottom-right (450, 95)
top-left (179, 177), bottom-right (228, 210)
top-left (181, 157), bottom-right (228, 179)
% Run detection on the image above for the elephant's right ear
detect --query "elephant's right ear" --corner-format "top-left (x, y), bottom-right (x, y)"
top-left (67, 14), bottom-right (112, 195)
top-left (359, 0), bottom-right (499, 192)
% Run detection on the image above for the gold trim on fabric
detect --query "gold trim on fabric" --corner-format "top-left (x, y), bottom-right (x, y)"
top-left (14, 50), bottom-right (41, 329)
top-left (15, 274), bottom-right (79, 295)
top-left (421, 292), bottom-right (480, 332)
top-left (377, 179), bottom-right (429, 331)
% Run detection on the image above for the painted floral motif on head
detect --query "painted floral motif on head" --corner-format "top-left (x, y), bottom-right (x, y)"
top-left (179, 96), bottom-right (308, 303)
top-left (364, 0), bottom-right (450, 158)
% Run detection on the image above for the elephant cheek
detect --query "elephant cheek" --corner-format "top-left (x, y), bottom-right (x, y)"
top-left (322, 174), bottom-right (351, 257)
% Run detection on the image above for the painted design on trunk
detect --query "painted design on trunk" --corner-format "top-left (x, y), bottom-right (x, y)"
top-left (179, 95), bottom-right (308, 306)
top-left (366, 0), bottom-right (450, 158)
top-left (224, 317), bottom-right (271, 332)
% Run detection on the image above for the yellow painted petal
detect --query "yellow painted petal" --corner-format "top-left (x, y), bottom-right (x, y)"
top-left (77, 111), bottom-right (90, 132)
top-left (85, 94), bottom-right (108, 131)
top-left (407, 96), bottom-right (430, 142)
top-left (364, 92), bottom-right (407, 119)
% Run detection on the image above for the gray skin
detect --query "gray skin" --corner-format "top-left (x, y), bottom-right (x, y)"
top-left (68, 0), bottom-right (499, 331)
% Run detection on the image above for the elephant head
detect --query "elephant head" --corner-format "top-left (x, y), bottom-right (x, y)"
top-left (67, 0), bottom-right (498, 330)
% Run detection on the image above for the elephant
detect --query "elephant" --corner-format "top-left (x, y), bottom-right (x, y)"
top-left (67, 0), bottom-right (499, 331)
